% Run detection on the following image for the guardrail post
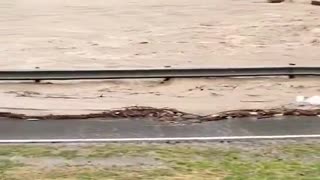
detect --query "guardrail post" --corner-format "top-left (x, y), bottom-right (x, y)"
top-left (288, 63), bottom-right (296, 79)
top-left (34, 67), bottom-right (41, 83)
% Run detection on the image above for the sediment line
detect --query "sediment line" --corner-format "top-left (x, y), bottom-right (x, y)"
top-left (0, 106), bottom-right (319, 123)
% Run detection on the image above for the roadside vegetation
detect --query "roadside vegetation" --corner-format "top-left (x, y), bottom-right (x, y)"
top-left (0, 141), bottom-right (319, 179)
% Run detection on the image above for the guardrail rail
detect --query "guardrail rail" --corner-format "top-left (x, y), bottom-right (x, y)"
top-left (0, 66), bottom-right (319, 80)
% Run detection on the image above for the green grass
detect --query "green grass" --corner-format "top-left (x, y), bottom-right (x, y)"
top-left (0, 142), bottom-right (319, 179)
top-left (0, 145), bottom-right (78, 159)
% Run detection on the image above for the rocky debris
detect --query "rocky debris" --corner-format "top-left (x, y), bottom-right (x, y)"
top-left (204, 108), bottom-right (320, 121)
top-left (0, 106), bottom-right (196, 122)
top-left (311, 0), bottom-right (320, 5)
top-left (0, 106), bottom-right (320, 123)
top-left (267, 0), bottom-right (285, 3)
top-left (138, 41), bottom-right (149, 44)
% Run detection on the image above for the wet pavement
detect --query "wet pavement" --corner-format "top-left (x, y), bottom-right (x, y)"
top-left (0, 116), bottom-right (319, 139)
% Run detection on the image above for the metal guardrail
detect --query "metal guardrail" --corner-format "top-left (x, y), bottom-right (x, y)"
top-left (0, 67), bottom-right (319, 80)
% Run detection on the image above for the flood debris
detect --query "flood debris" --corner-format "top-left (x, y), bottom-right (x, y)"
top-left (0, 106), bottom-right (320, 123)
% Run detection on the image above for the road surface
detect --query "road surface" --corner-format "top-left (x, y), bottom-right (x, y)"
top-left (0, 116), bottom-right (319, 140)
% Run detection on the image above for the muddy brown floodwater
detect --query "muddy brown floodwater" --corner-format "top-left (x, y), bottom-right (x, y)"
top-left (0, 0), bottom-right (320, 116)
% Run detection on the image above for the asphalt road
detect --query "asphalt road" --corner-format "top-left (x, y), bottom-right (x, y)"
top-left (0, 116), bottom-right (319, 140)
